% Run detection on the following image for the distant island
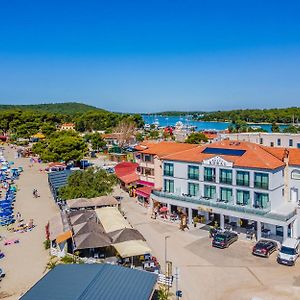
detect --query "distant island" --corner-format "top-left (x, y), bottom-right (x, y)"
top-left (150, 107), bottom-right (300, 125)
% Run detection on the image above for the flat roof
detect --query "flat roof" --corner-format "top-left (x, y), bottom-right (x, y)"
top-left (21, 264), bottom-right (157, 300)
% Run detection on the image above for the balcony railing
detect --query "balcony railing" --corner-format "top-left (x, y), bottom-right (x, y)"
top-left (236, 179), bottom-right (250, 187)
top-left (151, 190), bottom-right (296, 222)
top-left (219, 178), bottom-right (232, 185)
top-left (254, 182), bottom-right (269, 190)
top-left (188, 174), bottom-right (199, 180)
top-left (204, 175), bottom-right (215, 182)
top-left (163, 171), bottom-right (174, 177)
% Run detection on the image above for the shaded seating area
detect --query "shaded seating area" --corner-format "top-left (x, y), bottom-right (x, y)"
top-left (66, 196), bottom-right (119, 211)
top-left (109, 228), bottom-right (145, 244)
top-left (68, 210), bottom-right (113, 258)
top-left (95, 207), bottom-right (132, 233)
top-left (49, 212), bottom-right (72, 257)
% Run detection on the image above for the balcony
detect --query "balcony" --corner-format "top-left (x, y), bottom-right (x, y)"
top-left (151, 191), bottom-right (296, 222)
top-left (188, 174), bottom-right (199, 180)
top-left (254, 182), bottom-right (269, 190)
top-left (204, 175), bottom-right (215, 183)
top-left (163, 171), bottom-right (174, 177)
top-left (236, 179), bottom-right (250, 187)
top-left (219, 178), bottom-right (232, 185)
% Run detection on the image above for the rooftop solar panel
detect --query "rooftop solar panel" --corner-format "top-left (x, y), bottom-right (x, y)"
top-left (202, 147), bottom-right (246, 156)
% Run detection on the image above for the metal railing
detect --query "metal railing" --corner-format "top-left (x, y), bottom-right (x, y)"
top-left (151, 190), bottom-right (296, 222)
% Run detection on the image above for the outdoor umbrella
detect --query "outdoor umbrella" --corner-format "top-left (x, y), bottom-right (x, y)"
top-left (159, 206), bottom-right (168, 213)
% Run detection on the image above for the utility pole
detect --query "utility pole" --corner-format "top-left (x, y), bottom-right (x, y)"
top-left (175, 267), bottom-right (182, 299)
top-left (164, 235), bottom-right (170, 273)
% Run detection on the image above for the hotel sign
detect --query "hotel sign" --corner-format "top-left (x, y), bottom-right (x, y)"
top-left (203, 156), bottom-right (233, 167)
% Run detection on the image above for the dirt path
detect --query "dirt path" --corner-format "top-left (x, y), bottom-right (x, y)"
top-left (0, 145), bottom-right (59, 299)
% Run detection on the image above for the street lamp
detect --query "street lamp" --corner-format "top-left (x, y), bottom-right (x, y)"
top-left (164, 235), bottom-right (170, 274)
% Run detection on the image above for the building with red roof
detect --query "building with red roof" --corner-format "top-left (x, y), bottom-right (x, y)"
top-left (150, 140), bottom-right (300, 243)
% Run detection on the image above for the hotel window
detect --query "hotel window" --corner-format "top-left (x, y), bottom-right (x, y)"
top-left (164, 179), bottom-right (174, 193)
top-left (254, 192), bottom-right (269, 209)
top-left (277, 138), bottom-right (281, 146)
top-left (144, 168), bottom-right (153, 176)
top-left (204, 185), bottom-right (216, 199)
top-left (144, 154), bottom-right (152, 162)
top-left (164, 163), bottom-right (174, 177)
top-left (236, 170), bottom-right (250, 186)
top-left (220, 187), bottom-right (233, 202)
top-left (270, 142), bottom-right (274, 147)
top-left (236, 190), bottom-right (250, 206)
top-left (219, 169), bottom-right (232, 185)
top-left (254, 172), bottom-right (269, 190)
top-left (259, 138), bottom-right (263, 144)
top-left (188, 182), bottom-right (199, 197)
top-left (297, 143), bottom-right (300, 149)
top-left (188, 165), bottom-right (199, 180)
top-left (204, 167), bottom-right (216, 182)
top-left (289, 139), bottom-right (293, 147)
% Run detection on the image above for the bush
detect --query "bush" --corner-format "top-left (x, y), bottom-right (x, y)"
top-left (43, 239), bottom-right (50, 250)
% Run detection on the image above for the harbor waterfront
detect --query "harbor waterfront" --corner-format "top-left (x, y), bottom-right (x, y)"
top-left (142, 115), bottom-right (288, 132)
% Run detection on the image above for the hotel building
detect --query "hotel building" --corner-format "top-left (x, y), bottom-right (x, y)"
top-left (134, 142), bottom-right (198, 189)
top-left (151, 140), bottom-right (300, 241)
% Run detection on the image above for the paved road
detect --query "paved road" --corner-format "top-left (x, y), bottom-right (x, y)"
top-left (117, 188), bottom-right (300, 300)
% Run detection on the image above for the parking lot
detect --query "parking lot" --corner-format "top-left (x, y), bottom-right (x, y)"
top-left (117, 189), bottom-right (300, 300)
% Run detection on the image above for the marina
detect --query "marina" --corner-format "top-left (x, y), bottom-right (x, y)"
top-left (142, 115), bottom-right (289, 132)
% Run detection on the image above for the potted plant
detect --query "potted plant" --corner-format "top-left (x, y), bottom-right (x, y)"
top-left (193, 216), bottom-right (199, 227)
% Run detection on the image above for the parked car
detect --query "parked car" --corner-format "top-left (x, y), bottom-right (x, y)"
top-left (252, 240), bottom-right (277, 257)
top-left (0, 268), bottom-right (5, 281)
top-left (212, 231), bottom-right (238, 249)
top-left (0, 251), bottom-right (4, 259)
top-left (277, 238), bottom-right (300, 266)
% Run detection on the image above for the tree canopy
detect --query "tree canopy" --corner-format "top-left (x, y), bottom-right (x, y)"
top-left (0, 104), bottom-right (144, 137)
top-left (197, 107), bottom-right (300, 124)
top-left (32, 131), bottom-right (88, 162)
top-left (185, 132), bottom-right (208, 144)
top-left (59, 167), bottom-right (117, 200)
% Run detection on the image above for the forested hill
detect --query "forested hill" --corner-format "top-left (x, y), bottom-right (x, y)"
top-left (197, 107), bottom-right (300, 124)
top-left (0, 102), bottom-right (104, 115)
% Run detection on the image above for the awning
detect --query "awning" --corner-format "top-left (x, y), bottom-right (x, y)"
top-left (113, 240), bottom-right (151, 258)
top-left (136, 180), bottom-right (154, 187)
top-left (136, 186), bottom-right (152, 198)
top-left (95, 207), bottom-right (132, 233)
top-left (56, 230), bottom-right (72, 244)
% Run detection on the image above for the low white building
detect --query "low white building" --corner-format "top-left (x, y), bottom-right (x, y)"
top-left (151, 140), bottom-right (300, 241)
top-left (219, 132), bottom-right (300, 148)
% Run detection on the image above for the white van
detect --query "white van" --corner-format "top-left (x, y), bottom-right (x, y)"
top-left (277, 238), bottom-right (300, 266)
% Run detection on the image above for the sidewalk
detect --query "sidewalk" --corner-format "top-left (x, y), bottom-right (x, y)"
top-left (118, 187), bottom-right (300, 300)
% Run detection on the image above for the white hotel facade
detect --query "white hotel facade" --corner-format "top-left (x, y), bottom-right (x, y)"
top-left (151, 140), bottom-right (300, 241)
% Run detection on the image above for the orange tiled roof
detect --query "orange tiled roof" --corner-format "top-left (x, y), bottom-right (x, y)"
top-left (262, 147), bottom-right (300, 166)
top-left (136, 141), bottom-right (198, 158)
top-left (62, 123), bottom-right (75, 127)
top-left (102, 133), bottom-right (121, 139)
top-left (162, 140), bottom-right (285, 170)
top-left (204, 133), bottom-right (218, 139)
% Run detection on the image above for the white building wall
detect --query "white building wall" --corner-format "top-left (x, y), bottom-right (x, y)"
top-left (163, 160), bottom-right (286, 210)
top-left (219, 132), bottom-right (300, 149)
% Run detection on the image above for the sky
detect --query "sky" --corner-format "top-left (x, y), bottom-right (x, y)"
top-left (1, 0), bottom-right (300, 113)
